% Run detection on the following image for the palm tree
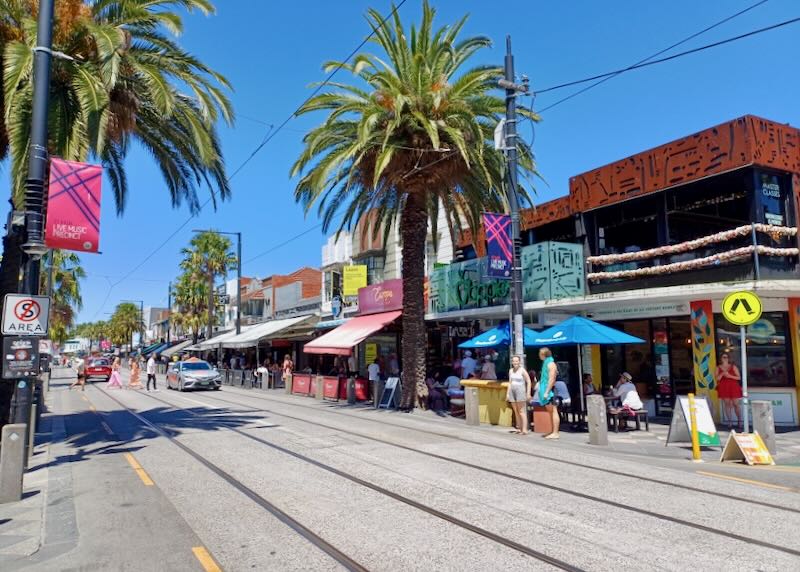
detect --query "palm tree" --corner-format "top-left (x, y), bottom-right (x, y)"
top-left (40, 250), bottom-right (86, 344)
top-left (171, 270), bottom-right (207, 343)
top-left (110, 302), bottom-right (142, 351)
top-left (179, 231), bottom-right (236, 340)
top-left (291, 2), bottom-right (537, 408)
top-left (0, 0), bottom-right (233, 306)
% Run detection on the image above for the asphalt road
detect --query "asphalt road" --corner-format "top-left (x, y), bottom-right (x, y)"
top-left (11, 367), bottom-right (800, 571)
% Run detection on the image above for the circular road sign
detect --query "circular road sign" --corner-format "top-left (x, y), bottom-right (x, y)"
top-left (13, 299), bottom-right (41, 322)
top-left (722, 291), bottom-right (763, 326)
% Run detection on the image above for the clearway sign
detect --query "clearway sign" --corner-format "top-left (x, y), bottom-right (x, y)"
top-left (2, 294), bottom-right (50, 336)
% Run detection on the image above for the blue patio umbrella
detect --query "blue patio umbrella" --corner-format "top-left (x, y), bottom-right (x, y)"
top-left (458, 321), bottom-right (540, 349)
top-left (528, 316), bottom-right (645, 417)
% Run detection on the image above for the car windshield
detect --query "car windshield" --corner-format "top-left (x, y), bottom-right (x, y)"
top-left (182, 362), bottom-right (212, 371)
top-left (90, 359), bottom-right (110, 366)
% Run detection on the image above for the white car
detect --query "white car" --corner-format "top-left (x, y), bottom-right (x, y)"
top-left (166, 360), bottom-right (222, 391)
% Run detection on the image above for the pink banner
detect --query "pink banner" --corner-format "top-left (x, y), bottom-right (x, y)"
top-left (358, 279), bottom-right (404, 315)
top-left (45, 158), bottom-right (102, 253)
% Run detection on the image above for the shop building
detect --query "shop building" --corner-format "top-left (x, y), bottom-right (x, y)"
top-left (449, 115), bottom-right (800, 425)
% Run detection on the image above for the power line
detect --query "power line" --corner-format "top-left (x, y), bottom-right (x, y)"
top-left (535, 13), bottom-right (798, 96)
top-left (91, 0), bottom-right (408, 318)
top-left (536, 0), bottom-right (769, 113)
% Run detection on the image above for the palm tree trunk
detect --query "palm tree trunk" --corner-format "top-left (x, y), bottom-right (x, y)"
top-left (207, 271), bottom-right (214, 341)
top-left (399, 192), bottom-right (428, 410)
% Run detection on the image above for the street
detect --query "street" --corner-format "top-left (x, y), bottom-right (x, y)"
top-left (2, 366), bottom-right (800, 571)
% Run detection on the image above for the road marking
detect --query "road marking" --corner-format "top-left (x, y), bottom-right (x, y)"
top-left (169, 392), bottom-right (222, 409)
top-left (100, 421), bottom-right (114, 436)
top-left (124, 453), bottom-right (154, 486)
top-left (696, 470), bottom-right (799, 493)
top-left (192, 546), bottom-right (222, 572)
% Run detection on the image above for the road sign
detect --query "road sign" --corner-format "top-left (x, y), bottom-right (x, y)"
top-left (2, 337), bottom-right (40, 379)
top-left (722, 291), bottom-right (762, 326)
top-left (2, 295), bottom-right (50, 336)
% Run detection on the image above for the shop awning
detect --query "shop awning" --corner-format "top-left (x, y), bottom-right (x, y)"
top-left (304, 310), bottom-right (401, 356)
top-left (161, 339), bottom-right (194, 358)
top-left (219, 315), bottom-right (316, 349)
top-left (193, 327), bottom-right (254, 350)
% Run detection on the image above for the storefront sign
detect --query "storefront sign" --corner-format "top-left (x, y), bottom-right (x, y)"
top-left (720, 431), bottom-right (774, 465)
top-left (343, 265), bottom-right (367, 296)
top-left (45, 158), bottom-right (102, 253)
top-left (757, 172), bottom-right (785, 227)
top-left (365, 343), bottom-right (377, 365)
top-left (2, 337), bottom-right (39, 379)
top-left (749, 391), bottom-right (798, 425)
top-left (447, 324), bottom-right (476, 339)
top-left (358, 279), bottom-right (403, 315)
top-left (588, 302), bottom-right (688, 321)
top-left (483, 212), bottom-right (512, 279)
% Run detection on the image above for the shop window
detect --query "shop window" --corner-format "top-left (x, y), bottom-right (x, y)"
top-left (356, 255), bottom-right (385, 285)
top-left (594, 195), bottom-right (661, 254)
top-left (324, 270), bottom-right (341, 302)
top-left (622, 320), bottom-right (653, 398)
top-left (668, 319), bottom-right (694, 396)
top-left (715, 311), bottom-right (793, 388)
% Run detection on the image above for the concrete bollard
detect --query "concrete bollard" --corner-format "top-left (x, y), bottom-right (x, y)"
top-left (347, 376), bottom-right (356, 405)
top-left (315, 376), bottom-right (324, 400)
top-left (752, 400), bottom-right (777, 455)
top-left (587, 395), bottom-right (609, 446)
top-left (0, 424), bottom-right (27, 504)
top-left (373, 379), bottom-right (385, 408)
top-left (284, 374), bottom-right (292, 395)
top-left (464, 387), bottom-right (480, 426)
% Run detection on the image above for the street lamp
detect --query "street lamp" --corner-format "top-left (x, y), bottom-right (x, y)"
top-left (192, 230), bottom-right (242, 335)
top-left (121, 299), bottom-right (144, 352)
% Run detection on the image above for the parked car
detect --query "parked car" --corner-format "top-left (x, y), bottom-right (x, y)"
top-left (86, 358), bottom-right (112, 382)
top-left (166, 359), bottom-right (222, 391)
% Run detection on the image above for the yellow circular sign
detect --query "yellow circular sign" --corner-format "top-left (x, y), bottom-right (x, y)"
top-left (722, 291), bottom-right (763, 326)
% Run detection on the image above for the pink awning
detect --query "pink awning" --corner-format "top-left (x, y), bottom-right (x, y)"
top-left (303, 310), bottom-right (401, 356)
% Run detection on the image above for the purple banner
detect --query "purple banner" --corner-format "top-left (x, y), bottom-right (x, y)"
top-left (483, 213), bottom-right (512, 279)
top-left (358, 279), bottom-right (404, 315)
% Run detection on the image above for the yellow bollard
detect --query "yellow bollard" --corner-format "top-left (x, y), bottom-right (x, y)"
top-left (688, 393), bottom-right (703, 462)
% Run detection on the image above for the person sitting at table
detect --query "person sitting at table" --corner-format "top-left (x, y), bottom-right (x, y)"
top-left (582, 373), bottom-right (596, 397)
top-left (613, 372), bottom-right (644, 430)
top-left (553, 379), bottom-right (571, 408)
top-left (443, 372), bottom-right (464, 398)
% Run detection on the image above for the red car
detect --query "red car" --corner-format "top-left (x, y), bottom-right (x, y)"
top-left (86, 358), bottom-right (112, 382)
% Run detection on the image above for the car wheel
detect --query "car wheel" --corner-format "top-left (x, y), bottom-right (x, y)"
top-left (179, 381), bottom-right (184, 392)
top-left (214, 387), bottom-right (221, 391)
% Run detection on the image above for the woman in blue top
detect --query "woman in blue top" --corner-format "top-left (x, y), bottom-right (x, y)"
top-left (538, 347), bottom-right (560, 439)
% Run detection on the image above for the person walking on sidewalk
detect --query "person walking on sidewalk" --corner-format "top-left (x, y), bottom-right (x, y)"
top-left (70, 356), bottom-right (86, 391)
top-left (129, 357), bottom-right (143, 390)
top-left (107, 357), bottom-right (123, 389)
top-left (146, 354), bottom-right (158, 391)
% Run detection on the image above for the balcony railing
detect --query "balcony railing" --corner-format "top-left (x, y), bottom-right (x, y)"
top-left (586, 224), bottom-right (799, 293)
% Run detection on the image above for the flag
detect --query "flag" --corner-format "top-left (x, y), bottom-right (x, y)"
top-left (483, 212), bottom-right (512, 279)
top-left (45, 158), bottom-right (102, 253)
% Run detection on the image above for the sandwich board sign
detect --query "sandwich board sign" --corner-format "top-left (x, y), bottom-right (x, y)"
top-left (378, 377), bottom-right (400, 409)
top-left (666, 395), bottom-right (721, 447)
top-left (2, 294), bottom-right (50, 336)
top-left (720, 431), bottom-right (774, 465)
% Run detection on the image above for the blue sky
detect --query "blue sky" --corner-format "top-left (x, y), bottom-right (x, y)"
top-left (12, 0), bottom-right (799, 323)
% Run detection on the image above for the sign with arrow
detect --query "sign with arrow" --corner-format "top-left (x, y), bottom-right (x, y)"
top-left (722, 291), bottom-right (762, 326)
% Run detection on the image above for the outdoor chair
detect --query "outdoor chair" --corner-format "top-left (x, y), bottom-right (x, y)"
top-left (607, 407), bottom-right (649, 432)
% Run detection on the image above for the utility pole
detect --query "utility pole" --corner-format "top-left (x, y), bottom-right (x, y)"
top-left (500, 36), bottom-right (528, 365)
top-left (235, 232), bottom-right (241, 335)
top-left (10, 0), bottom-right (55, 437)
top-left (167, 282), bottom-right (172, 343)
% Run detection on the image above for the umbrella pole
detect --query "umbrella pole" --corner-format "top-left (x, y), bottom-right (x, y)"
top-left (577, 344), bottom-right (586, 422)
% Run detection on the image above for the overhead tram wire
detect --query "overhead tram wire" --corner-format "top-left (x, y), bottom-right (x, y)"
top-left (91, 0), bottom-right (408, 316)
top-left (537, 0), bottom-right (770, 114)
top-left (534, 14), bottom-right (800, 96)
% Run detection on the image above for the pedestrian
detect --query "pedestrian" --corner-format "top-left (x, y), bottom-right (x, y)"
top-left (69, 356), bottom-right (86, 391)
top-left (107, 357), bottom-right (123, 389)
top-left (480, 355), bottom-right (497, 380)
top-left (146, 353), bottom-right (158, 391)
top-left (537, 347), bottom-right (560, 439)
top-left (347, 353), bottom-right (356, 376)
top-left (388, 353), bottom-right (400, 376)
top-left (460, 350), bottom-right (477, 379)
top-left (282, 354), bottom-right (294, 385)
top-left (715, 353), bottom-right (742, 429)
top-left (129, 357), bottom-right (143, 390)
top-left (367, 358), bottom-right (381, 382)
top-left (506, 355), bottom-right (532, 435)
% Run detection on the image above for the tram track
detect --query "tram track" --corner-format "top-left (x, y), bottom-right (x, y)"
top-left (163, 387), bottom-right (800, 559)
top-left (95, 385), bottom-right (586, 572)
top-left (212, 386), bottom-right (800, 515)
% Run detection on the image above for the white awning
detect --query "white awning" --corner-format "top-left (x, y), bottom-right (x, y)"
top-left (220, 315), bottom-right (317, 349)
top-left (161, 339), bottom-right (194, 358)
top-left (193, 327), bottom-right (255, 350)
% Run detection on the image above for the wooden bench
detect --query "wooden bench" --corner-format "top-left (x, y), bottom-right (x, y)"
top-left (607, 407), bottom-right (649, 432)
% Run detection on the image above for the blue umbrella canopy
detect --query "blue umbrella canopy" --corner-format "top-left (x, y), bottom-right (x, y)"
top-left (528, 316), bottom-right (644, 346)
top-left (458, 322), bottom-right (540, 349)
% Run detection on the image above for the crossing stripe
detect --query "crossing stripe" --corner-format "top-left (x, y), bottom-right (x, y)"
top-left (192, 546), bottom-right (222, 572)
top-left (124, 453), bottom-right (154, 486)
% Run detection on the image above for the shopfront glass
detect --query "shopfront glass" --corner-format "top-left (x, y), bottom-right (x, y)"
top-left (715, 311), bottom-right (793, 388)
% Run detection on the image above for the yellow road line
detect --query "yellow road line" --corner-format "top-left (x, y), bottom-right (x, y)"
top-left (750, 465), bottom-right (800, 474)
top-left (124, 453), bottom-right (155, 486)
top-left (696, 470), bottom-right (798, 493)
top-left (192, 546), bottom-right (222, 572)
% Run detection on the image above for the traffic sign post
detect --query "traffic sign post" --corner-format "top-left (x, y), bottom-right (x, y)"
top-left (2, 294), bottom-right (50, 336)
top-left (722, 291), bottom-right (763, 434)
